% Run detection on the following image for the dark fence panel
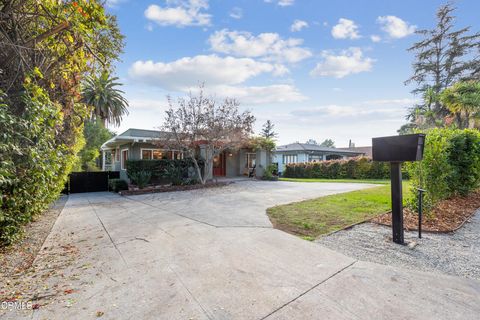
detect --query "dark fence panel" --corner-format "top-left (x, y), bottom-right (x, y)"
top-left (63, 171), bottom-right (120, 194)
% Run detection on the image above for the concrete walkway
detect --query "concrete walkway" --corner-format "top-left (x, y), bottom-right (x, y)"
top-left (5, 181), bottom-right (480, 319)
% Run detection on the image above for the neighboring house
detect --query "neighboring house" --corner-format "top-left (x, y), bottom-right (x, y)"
top-left (273, 142), bottom-right (366, 174)
top-left (338, 146), bottom-right (373, 158)
top-left (100, 128), bottom-right (270, 181)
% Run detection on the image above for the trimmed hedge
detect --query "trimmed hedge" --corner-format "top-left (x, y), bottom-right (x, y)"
top-left (109, 179), bottom-right (128, 193)
top-left (126, 159), bottom-right (204, 186)
top-left (407, 128), bottom-right (480, 212)
top-left (283, 157), bottom-right (391, 180)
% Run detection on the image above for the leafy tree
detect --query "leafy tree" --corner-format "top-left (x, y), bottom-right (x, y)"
top-left (0, 0), bottom-right (124, 245)
top-left (405, 3), bottom-right (480, 126)
top-left (162, 88), bottom-right (255, 185)
top-left (261, 120), bottom-right (278, 139)
top-left (440, 81), bottom-right (480, 128)
top-left (319, 139), bottom-right (335, 148)
top-left (305, 139), bottom-right (318, 145)
top-left (77, 120), bottom-right (115, 171)
top-left (82, 71), bottom-right (129, 127)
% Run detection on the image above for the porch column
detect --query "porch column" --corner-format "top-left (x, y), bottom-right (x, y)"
top-left (102, 150), bottom-right (106, 171)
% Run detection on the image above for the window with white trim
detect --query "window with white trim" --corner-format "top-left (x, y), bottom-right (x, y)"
top-left (121, 149), bottom-right (128, 170)
top-left (283, 154), bottom-right (298, 164)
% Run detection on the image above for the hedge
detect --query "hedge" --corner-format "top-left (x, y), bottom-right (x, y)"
top-left (283, 157), bottom-right (391, 180)
top-left (406, 128), bottom-right (480, 212)
top-left (125, 159), bottom-right (204, 186)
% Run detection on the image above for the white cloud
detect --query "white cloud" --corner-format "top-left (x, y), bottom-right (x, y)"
top-left (193, 84), bottom-right (306, 104)
top-left (310, 47), bottom-right (374, 78)
top-left (144, 0), bottom-right (211, 27)
top-left (106, 0), bottom-right (126, 8)
top-left (208, 29), bottom-right (312, 63)
top-left (128, 54), bottom-right (306, 105)
top-left (291, 98), bottom-right (416, 120)
top-left (331, 18), bottom-right (360, 39)
top-left (229, 7), bottom-right (243, 19)
top-left (290, 20), bottom-right (308, 32)
top-left (377, 15), bottom-right (416, 39)
top-left (129, 55), bottom-right (288, 91)
top-left (370, 35), bottom-right (381, 42)
top-left (265, 0), bottom-right (295, 6)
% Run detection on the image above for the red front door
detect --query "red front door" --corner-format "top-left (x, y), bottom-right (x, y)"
top-left (213, 152), bottom-right (226, 176)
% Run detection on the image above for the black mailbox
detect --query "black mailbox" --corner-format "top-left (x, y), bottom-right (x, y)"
top-left (371, 133), bottom-right (426, 245)
top-left (372, 134), bottom-right (425, 162)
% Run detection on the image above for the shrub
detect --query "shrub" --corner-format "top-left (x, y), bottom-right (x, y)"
top-left (407, 128), bottom-right (480, 212)
top-left (125, 159), bottom-right (203, 185)
top-left (128, 170), bottom-right (151, 189)
top-left (262, 164), bottom-right (279, 181)
top-left (109, 179), bottom-right (128, 193)
top-left (283, 157), bottom-right (390, 180)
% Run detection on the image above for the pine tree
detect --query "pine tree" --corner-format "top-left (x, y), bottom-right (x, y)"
top-left (261, 120), bottom-right (278, 139)
top-left (405, 3), bottom-right (480, 123)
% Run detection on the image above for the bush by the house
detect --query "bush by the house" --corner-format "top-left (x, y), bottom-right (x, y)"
top-left (109, 179), bottom-right (128, 193)
top-left (407, 128), bottom-right (480, 212)
top-left (126, 159), bottom-right (203, 186)
top-left (262, 164), bottom-right (279, 181)
top-left (128, 170), bottom-right (151, 189)
top-left (283, 157), bottom-right (390, 180)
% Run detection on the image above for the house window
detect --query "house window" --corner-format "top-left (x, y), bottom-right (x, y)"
top-left (283, 154), bottom-right (298, 164)
top-left (246, 153), bottom-right (256, 168)
top-left (141, 148), bottom-right (184, 160)
top-left (121, 149), bottom-right (128, 170)
top-left (141, 149), bottom-right (164, 160)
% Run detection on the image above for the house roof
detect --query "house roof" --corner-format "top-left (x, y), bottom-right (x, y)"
top-left (101, 128), bottom-right (169, 150)
top-left (338, 146), bottom-right (373, 157)
top-left (275, 142), bottom-right (365, 155)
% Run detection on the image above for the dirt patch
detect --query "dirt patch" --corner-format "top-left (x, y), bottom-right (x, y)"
top-left (119, 181), bottom-right (231, 196)
top-left (372, 190), bottom-right (480, 232)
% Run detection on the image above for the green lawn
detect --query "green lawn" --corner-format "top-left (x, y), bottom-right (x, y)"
top-left (279, 177), bottom-right (389, 184)
top-left (267, 182), bottom-right (411, 240)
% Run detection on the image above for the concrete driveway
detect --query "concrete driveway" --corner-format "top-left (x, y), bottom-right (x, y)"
top-left (8, 181), bottom-right (480, 319)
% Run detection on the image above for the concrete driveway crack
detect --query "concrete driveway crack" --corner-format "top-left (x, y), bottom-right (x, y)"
top-left (259, 260), bottom-right (357, 320)
top-left (87, 198), bottom-right (128, 266)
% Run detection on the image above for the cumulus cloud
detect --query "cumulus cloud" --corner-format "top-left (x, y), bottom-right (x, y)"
top-left (194, 84), bottom-right (306, 104)
top-left (377, 15), bottom-right (416, 39)
top-left (129, 55), bottom-right (288, 91)
top-left (208, 29), bottom-right (312, 63)
top-left (265, 0), bottom-right (295, 6)
top-left (370, 35), bottom-right (381, 42)
top-left (144, 0), bottom-right (211, 27)
top-left (310, 47), bottom-right (374, 78)
top-left (290, 20), bottom-right (308, 32)
top-left (331, 18), bottom-right (360, 39)
top-left (290, 98), bottom-right (416, 120)
top-left (229, 7), bottom-right (243, 19)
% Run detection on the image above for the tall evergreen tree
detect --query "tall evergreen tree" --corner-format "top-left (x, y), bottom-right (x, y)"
top-left (261, 120), bottom-right (278, 139)
top-left (405, 3), bottom-right (480, 124)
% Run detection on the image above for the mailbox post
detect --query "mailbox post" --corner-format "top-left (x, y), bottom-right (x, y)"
top-left (372, 134), bottom-right (425, 245)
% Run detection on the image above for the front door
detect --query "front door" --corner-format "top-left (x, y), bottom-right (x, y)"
top-left (213, 152), bottom-right (226, 176)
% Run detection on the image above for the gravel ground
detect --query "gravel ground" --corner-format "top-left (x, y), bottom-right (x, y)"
top-left (316, 209), bottom-right (480, 280)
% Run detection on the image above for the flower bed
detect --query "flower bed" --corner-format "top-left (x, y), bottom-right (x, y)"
top-left (119, 181), bottom-right (231, 196)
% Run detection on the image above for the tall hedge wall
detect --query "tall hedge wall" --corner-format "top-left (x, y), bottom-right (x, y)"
top-left (283, 157), bottom-right (391, 179)
top-left (407, 128), bottom-right (480, 212)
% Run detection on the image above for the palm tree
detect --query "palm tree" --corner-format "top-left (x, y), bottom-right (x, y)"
top-left (440, 81), bottom-right (480, 129)
top-left (82, 72), bottom-right (129, 127)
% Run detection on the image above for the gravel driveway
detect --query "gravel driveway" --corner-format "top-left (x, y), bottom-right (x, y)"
top-left (316, 210), bottom-right (480, 280)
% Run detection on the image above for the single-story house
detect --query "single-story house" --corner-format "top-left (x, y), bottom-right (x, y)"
top-left (100, 128), bottom-right (270, 181)
top-left (273, 142), bottom-right (366, 174)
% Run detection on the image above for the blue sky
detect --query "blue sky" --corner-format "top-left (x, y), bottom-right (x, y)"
top-left (106, 0), bottom-right (479, 147)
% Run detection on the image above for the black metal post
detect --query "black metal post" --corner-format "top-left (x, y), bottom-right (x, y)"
top-left (417, 188), bottom-right (425, 239)
top-left (390, 162), bottom-right (404, 244)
